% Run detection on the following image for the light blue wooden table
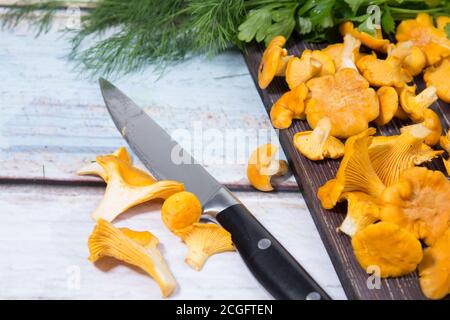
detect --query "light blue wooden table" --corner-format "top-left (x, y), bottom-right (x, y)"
top-left (0, 10), bottom-right (345, 299)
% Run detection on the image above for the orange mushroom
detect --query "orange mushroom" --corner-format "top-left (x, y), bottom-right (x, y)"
top-left (285, 50), bottom-right (323, 90)
top-left (374, 86), bottom-right (399, 126)
top-left (258, 36), bottom-right (292, 89)
top-left (423, 58), bottom-right (450, 103)
top-left (270, 83), bottom-right (308, 129)
top-left (399, 85), bottom-right (438, 122)
top-left (401, 109), bottom-right (442, 146)
top-left (340, 21), bottom-right (390, 53)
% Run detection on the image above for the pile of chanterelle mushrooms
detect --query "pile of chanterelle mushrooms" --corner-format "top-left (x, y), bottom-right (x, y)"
top-left (251, 14), bottom-right (450, 300)
top-left (78, 147), bottom-right (235, 298)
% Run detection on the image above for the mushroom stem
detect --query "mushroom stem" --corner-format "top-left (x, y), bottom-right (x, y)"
top-left (415, 86), bottom-right (438, 108)
top-left (312, 117), bottom-right (332, 148)
top-left (389, 41), bottom-right (413, 61)
top-left (340, 34), bottom-right (360, 71)
top-left (185, 248), bottom-right (208, 271)
top-left (275, 54), bottom-right (293, 76)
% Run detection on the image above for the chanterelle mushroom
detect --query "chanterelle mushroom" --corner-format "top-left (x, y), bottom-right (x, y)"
top-left (247, 144), bottom-right (288, 192)
top-left (322, 41), bottom-right (361, 71)
top-left (419, 228), bottom-right (450, 300)
top-left (340, 21), bottom-right (390, 53)
top-left (424, 58), bottom-right (450, 103)
top-left (396, 13), bottom-right (450, 66)
top-left (317, 129), bottom-right (385, 209)
top-left (380, 167), bottom-right (450, 246)
top-left (293, 117), bottom-right (344, 161)
top-left (369, 125), bottom-right (443, 186)
top-left (91, 155), bottom-right (184, 222)
top-left (88, 219), bottom-right (177, 297)
top-left (352, 222), bottom-right (423, 277)
top-left (258, 36), bottom-right (293, 89)
top-left (400, 85), bottom-right (438, 122)
top-left (402, 45), bottom-right (427, 76)
top-left (285, 50), bottom-right (323, 89)
top-left (401, 108), bottom-right (442, 146)
top-left (161, 191), bottom-right (202, 233)
top-left (357, 42), bottom-right (413, 88)
top-left (374, 86), bottom-right (399, 126)
top-left (338, 192), bottom-right (380, 237)
top-left (270, 83), bottom-right (308, 129)
top-left (305, 36), bottom-right (379, 139)
top-left (175, 223), bottom-right (235, 271)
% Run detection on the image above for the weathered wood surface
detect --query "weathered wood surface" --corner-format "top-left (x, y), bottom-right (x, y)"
top-left (0, 184), bottom-right (344, 299)
top-left (243, 38), bottom-right (449, 300)
top-left (0, 22), bottom-right (298, 190)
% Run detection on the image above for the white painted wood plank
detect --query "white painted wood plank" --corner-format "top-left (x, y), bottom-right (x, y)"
top-left (0, 18), bottom-right (297, 189)
top-left (0, 184), bottom-right (345, 299)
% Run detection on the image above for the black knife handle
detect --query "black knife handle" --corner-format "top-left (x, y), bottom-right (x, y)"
top-left (216, 203), bottom-right (331, 300)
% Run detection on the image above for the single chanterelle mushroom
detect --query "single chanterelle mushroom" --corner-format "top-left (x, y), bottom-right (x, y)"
top-left (380, 167), bottom-right (450, 246)
top-left (368, 125), bottom-right (443, 186)
top-left (357, 41), bottom-right (413, 88)
top-left (338, 192), bottom-right (380, 237)
top-left (175, 223), bottom-right (235, 271)
top-left (374, 86), bottom-right (399, 126)
top-left (401, 109), bottom-right (442, 146)
top-left (78, 147), bottom-right (156, 185)
top-left (88, 219), bottom-right (177, 298)
top-left (352, 222), bottom-right (423, 278)
top-left (400, 85), bottom-right (438, 122)
top-left (91, 155), bottom-right (184, 222)
top-left (340, 21), bottom-right (390, 53)
top-left (424, 58), bottom-right (450, 103)
top-left (293, 118), bottom-right (344, 161)
top-left (258, 36), bottom-right (293, 89)
top-left (317, 128), bottom-right (386, 209)
top-left (396, 13), bottom-right (450, 66)
top-left (305, 36), bottom-right (379, 139)
top-left (285, 50), bottom-right (324, 89)
top-left (270, 83), bottom-right (308, 129)
top-left (247, 144), bottom-right (288, 192)
top-left (419, 229), bottom-right (450, 300)
top-left (161, 191), bottom-right (202, 233)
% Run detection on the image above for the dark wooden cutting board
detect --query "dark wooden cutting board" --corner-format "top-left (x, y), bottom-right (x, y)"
top-left (243, 37), bottom-right (450, 300)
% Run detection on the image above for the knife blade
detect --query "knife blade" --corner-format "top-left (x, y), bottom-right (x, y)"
top-left (99, 78), bottom-right (331, 300)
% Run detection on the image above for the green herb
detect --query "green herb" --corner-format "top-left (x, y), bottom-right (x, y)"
top-left (2, 0), bottom-right (449, 77)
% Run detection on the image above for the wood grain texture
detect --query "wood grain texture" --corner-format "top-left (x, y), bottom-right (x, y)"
top-left (243, 38), bottom-right (449, 300)
top-left (0, 23), bottom-right (298, 190)
top-left (0, 184), bottom-right (345, 299)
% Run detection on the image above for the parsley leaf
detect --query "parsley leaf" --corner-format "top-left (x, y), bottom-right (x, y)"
top-left (238, 8), bottom-right (272, 42)
top-left (381, 5), bottom-right (395, 34)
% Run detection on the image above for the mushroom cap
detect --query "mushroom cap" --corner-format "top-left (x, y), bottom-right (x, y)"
top-left (401, 109), bottom-right (443, 146)
top-left (161, 191), bottom-right (202, 233)
top-left (305, 68), bottom-right (379, 138)
top-left (88, 219), bottom-right (177, 297)
top-left (369, 125), bottom-right (443, 186)
top-left (396, 13), bottom-right (450, 66)
top-left (293, 118), bottom-right (344, 161)
top-left (352, 222), bottom-right (423, 278)
top-left (340, 21), bottom-right (390, 52)
top-left (92, 155), bottom-right (184, 222)
top-left (258, 36), bottom-right (290, 89)
top-left (400, 85), bottom-right (438, 122)
top-left (286, 50), bottom-right (322, 90)
top-left (356, 48), bottom-right (413, 88)
top-left (317, 128), bottom-right (385, 209)
top-left (270, 84), bottom-right (308, 129)
top-left (419, 229), bottom-right (450, 300)
top-left (424, 58), bottom-right (450, 103)
top-left (374, 86), bottom-right (399, 126)
top-left (247, 144), bottom-right (288, 192)
top-left (175, 223), bottom-right (235, 271)
top-left (338, 192), bottom-right (380, 237)
top-left (380, 167), bottom-right (450, 246)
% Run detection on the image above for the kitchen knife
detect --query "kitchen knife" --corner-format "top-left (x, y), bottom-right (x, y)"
top-left (99, 78), bottom-right (331, 300)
